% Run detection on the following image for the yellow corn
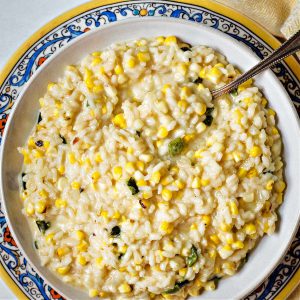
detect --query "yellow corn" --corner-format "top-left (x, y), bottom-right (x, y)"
top-left (119, 245), bottom-right (128, 253)
top-left (112, 113), bottom-right (127, 129)
top-left (57, 246), bottom-right (70, 257)
top-left (207, 67), bottom-right (222, 82)
top-left (194, 149), bottom-right (204, 159)
top-left (142, 191), bottom-right (152, 200)
top-left (175, 179), bottom-right (185, 189)
top-left (177, 63), bottom-right (188, 75)
top-left (151, 171), bottom-right (161, 184)
top-left (160, 222), bottom-right (174, 234)
top-left (57, 165), bottom-right (65, 175)
top-left (89, 289), bottom-right (99, 298)
top-left (157, 126), bottom-right (168, 138)
top-left (162, 83), bottom-right (171, 93)
top-left (100, 210), bottom-right (108, 218)
top-left (76, 230), bottom-right (85, 240)
top-left (127, 57), bottom-right (136, 68)
top-left (233, 109), bottom-right (243, 124)
top-left (112, 211), bottom-right (121, 219)
top-left (170, 166), bottom-right (179, 174)
top-left (220, 222), bottom-right (232, 232)
top-left (92, 51), bottom-right (101, 57)
top-left (262, 98), bottom-right (268, 107)
top-left (96, 257), bottom-right (103, 267)
top-left (229, 201), bottom-right (239, 216)
top-left (32, 149), bottom-right (43, 158)
top-left (91, 57), bottom-right (102, 66)
top-left (265, 180), bottom-right (274, 191)
top-left (118, 283), bottom-right (131, 293)
top-left (28, 137), bottom-right (35, 147)
top-left (93, 85), bottom-right (103, 94)
top-left (249, 146), bottom-right (262, 157)
top-left (45, 233), bottom-right (55, 244)
top-left (243, 97), bottom-right (253, 106)
top-left (113, 166), bottom-right (122, 179)
top-left (114, 64), bottom-right (123, 75)
top-left (71, 181), bottom-right (80, 189)
top-left (164, 36), bottom-right (177, 45)
top-left (183, 134), bottom-right (195, 143)
top-left (125, 162), bottom-right (135, 174)
top-left (55, 198), bottom-right (67, 208)
top-left (77, 255), bottom-right (87, 266)
top-left (268, 108), bottom-right (276, 116)
top-left (244, 223), bottom-right (256, 235)
top-left (200, 178), bottom-right (210, 186)
top-left (178, 100), bottom-right (188, 111)
top-left (202, 215), bottom-right (211, 225)
top-left (127, 147), bottom-right (134, 155)
top-left (56, 266), bottom-right (70, 275)
top-left (210, 234), bottom-right (220, 245)
top-left (77, 240), bottom-right (88, 252)
top-left (247, 168), bottom-right (258, 178)
top-left (232, 241), bottom-right (244, 250)
top-left (25, 204), bottom-right (35, 216)
top-left (136, 161), bottom-right (145, 172)
top-left (68, 152), bottom-right (76, 164)
top-left (47, 82), bottom-right (56, 91)
top-left (179, 268), bottom-right (187, 277)
top-left (92, 171), bottom-right (100, 181)
top-left (190, 223), bottom-right (197, 230)
top-left (137, 52), bottom-right (150, 62)
top-left (35, 200), bottom-right (47, 214)
top-left (161, 189), bottom-right (172, 201)
top-left (238, 79), bottom-right (253, 93)
top-left (277, 193), bottom-right (283, 204)
top-left (156, 36), bottom-right (165, 44)
top-left (39, 98), bottom-right (45, 107)
top-left (197, 103), bottom-right (207, 116)
top-left (191, 176), bottom-right (201, 188)
top-left (238, 167), bottom-right (247, 178)
top-left (274, 180), bottom-right (286, 193)
top-left (95, 153), bottom-right (102, 163)
top-left (137, 179), bottom-right (147, 186)
top-left (102, 104), bottom-right (107, 114)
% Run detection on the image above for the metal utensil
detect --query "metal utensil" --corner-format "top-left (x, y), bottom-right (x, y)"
top-left (211, 30), bottom-right (300, 98)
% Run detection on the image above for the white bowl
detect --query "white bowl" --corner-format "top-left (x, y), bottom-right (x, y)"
top-left (1, 18), bottom-right (300, 299)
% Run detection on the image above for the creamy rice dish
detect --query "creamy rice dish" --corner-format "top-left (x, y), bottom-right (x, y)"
top-left (19, 36), bottom-right (286, 299)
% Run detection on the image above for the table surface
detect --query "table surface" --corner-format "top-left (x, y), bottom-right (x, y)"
top-left (0, 0), bottom-right (299, 299)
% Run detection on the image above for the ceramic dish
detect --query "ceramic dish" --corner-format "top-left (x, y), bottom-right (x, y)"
top-left (0, 1), bottom-right (299, 300)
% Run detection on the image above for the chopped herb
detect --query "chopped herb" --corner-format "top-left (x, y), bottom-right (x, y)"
top-left (21, 173), bottom-right (26, 190)
top-left (34, 240), bottom-right (38, 249)
top-left (263, 170), bottom-right (273, 174)
top-left (203, 107), bottom-right (214, 126)
top-left (118, 253), bottom-right (124, 260)
top-left (86, 101), bottom-right (90, 107)
top-left (136, 130), bottom-right (141, 137)
top-left (79, 188), bottom-right (84, 193)
top-left (168, 138), bottom-right (185, 156)
top-left (35, 140), bottom-right (44, 147)
top-left (59, 134), bottom-right (67, 144)
top-left (230, 88), bottom-right (238, 96)
top-left (239, 253), bottom-right (249, 270)
top-left (36, 220), bottom-right (51, 234)
top-left (111, 225), bottom-right (121, 237)
top-left (37, 113), bottom-right (42, 123)
top-left (127, 177), bottom-right (139, 195)
top-left (193, 77), bottom-right (203, 84)
top-left (164, 280), bottom-right (190, 294)
top-left (209, 275), bottom-right (222, 287)
top-left (186, 245), bottom-right (198, 267)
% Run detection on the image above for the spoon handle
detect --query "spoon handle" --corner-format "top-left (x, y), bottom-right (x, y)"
top-left (211, 30), bottom-right (300, 98)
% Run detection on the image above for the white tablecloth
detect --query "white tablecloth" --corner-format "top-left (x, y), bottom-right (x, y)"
top-left (0, 1), bottom-right (87, 298)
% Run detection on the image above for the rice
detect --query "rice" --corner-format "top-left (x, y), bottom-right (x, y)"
top-left (18, 36), bottom-right (285, 299)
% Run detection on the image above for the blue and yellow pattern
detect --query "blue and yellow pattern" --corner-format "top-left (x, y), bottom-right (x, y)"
top-left (0, 1), bottom-right (299, 299)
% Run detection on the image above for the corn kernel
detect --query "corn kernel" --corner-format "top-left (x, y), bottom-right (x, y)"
top-left (77, 240), bottom-right (88, 252)
top-left (47, 82), bottom-right (55, 91)
top-left (200, 178), bottom-right (210, 186)
top-left (160, 222), bottom-right (174, 234)
top-left (178, 100), bottom-right (188, 111)
top-left (35, 200), bottom-right (47, 214)
top-left (76, 230), bottom-right (85, 240)
top-left (202, 215), bottom-right (211, 225)
top-left (277, 193), bottom-right (283, 204)
top-left (170, 166), bottom-right (179, 174)
top-left (183, 134), bottom-right (194, 143)
top-left (268, 109), bottom-right (276, 116)
top-left (156, 36), bottom-right (165, 44)
top-left (77, 255), bottom-right (87, 266)
top-left (232, 241), bottom-right (244, 250)
top-left (118, 283), bottom-right (131, 293)
top-left (179, 268), bottom-right (187, 277)
top-left (220, 222), bottom-right (232, 232)
top-left (233, 109), bottom-right (243, 124)
top-left (112, 211), bottom-right (121, 219)
top-left (162, 84), bottom-right (171, 93)
top-left (265, 180), bottom-right (274, 191)
top-left (127, 147), bottom-right (134, 155)
top-left (68, 152), bottom-right (76, 164)
top-left (28, 137), bottom-right (35, 147)
top-left (114, 64), bottom-right (123, 75)
top-left (238, 79), bottom-right (253, 92)
top-left (249, 146), bottom-right (262, 157)
top-left (196, 102), bottom-right (207, 116)
top-left (127, 57), bottom-right (136, 68)
top-left (25, 204), bottom-right (35, 216)
top-left (55, 198), bottom-right (67, 208)
top-left (238, 167), bottom-right (247, 178)
top-left (243, 97), bottom-right (253, 106)
top-left (71, 181), bottom-right (80, 189)
top-left (39, 98), bottom-right (45, 107)
top-left (207, 67), bottom-right (222, 82)
top-left (43, 141), bottom-right (50, 148)
top-left (262, 98), bottom-right (268, 107)
top-left (57, 246), bottom-right (70, 257)
top-left (112, 113), bottom-right (126, 129)
top-left (190, 223), bottom-right (197, 230)
top-left (113, 166), bottom-right (122, 179)
top-left (210, 234), bottom-right (220, 244)
top-left (102, 104), bottom-right (107, 114)
top-left (96, 257), bottom-right (103, 266)
top-left (89, 289), bottom-right (99, 298)
top-left (177, 63), bottom-right (188, 75)
top-left (56, 266), bottom-right (70, 275)
top-left (57, 165), bottom-right (65, 175)
top-left (100, 210), bottom-right (108, 218)
top-left (194, 149), bottom-right (204, 159)
top-left (191, 177), bottom-right (201, 188)
top-left (232, 151), bottom-right (242, 162)
top-left (142, 191), bottom-right (152, 200)
top-left (91, 57), bottom-right (102, 66)
top-left (93, 85), bottom-right (103, 93)
top-left (222, 244), bottom-right (232, 252)
top-left (137, 52), bottom-right (150, 62)
top-left (137, 179), bottom-right (147, 186)
top-left (92, 51), bottom-right (101, 57)
top-left (99, 292), bottom-right (107, 297)
top-left (32, 149), bottom-right (43, 158)
top-left (161, 189), bottom-right (172, 201)
top-left (209, 249), bottom-right (217, 259)
top-left (229, 201), bottom-right (239, 216)
top-left (175, 179), bottom-right (185, 189)
top-left (151, 171), bottom-right (161, 184)
top-left (244, 223), bottom-right (256, 235)
top-left (274, 180), bottom-right (286, 193)
top-left (164, 36), bottom-right (177, 45)
top-left (136, 161), bottom-right (145, 172)
top-left (247, 168), bottom-right (258, 178)
top-left (125, 162), bottom-right (135, 174)
top-left (157, 126), bottom-right (169, 139)
top-left (120, 245), bottom-right (128, 253)
top-left (45, 233), bottom-right (55, 244)
top-left (94, 153), bottom-right (102, 163)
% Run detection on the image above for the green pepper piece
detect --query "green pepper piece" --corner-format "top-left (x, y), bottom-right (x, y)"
top-left (186, 245), bottom-right (198, 267)
top-left (168, 138), bottom-right (185, 156)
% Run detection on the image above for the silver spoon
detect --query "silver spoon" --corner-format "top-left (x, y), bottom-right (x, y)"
top-left (211, 30), bottom-right (300, 98)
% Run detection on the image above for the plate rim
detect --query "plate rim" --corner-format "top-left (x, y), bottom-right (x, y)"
top-left (0, 0), bottom-right (299, 299)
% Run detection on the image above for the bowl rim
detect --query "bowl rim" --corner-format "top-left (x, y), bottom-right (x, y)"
top-left (0, 16), bottom-right (300, 299)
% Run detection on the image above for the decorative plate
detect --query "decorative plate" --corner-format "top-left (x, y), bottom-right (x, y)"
top-left (0, 0), bottom-right (299, 299)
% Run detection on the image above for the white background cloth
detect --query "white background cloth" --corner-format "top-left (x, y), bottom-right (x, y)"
top-left (0, 1), bottom-right (87, 298)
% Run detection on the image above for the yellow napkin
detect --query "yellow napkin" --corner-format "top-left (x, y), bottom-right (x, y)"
top-left (215, 0), bottom-right (299, 38)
